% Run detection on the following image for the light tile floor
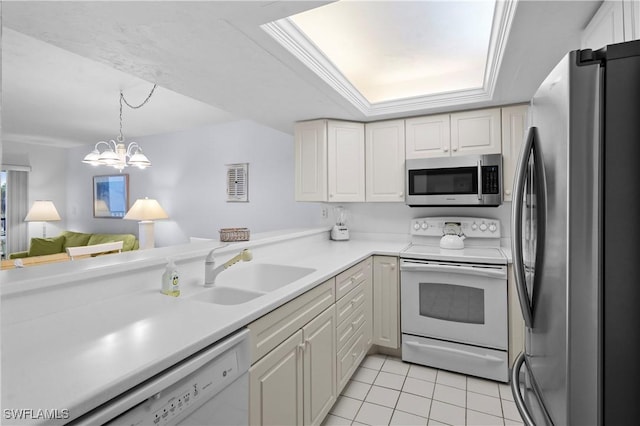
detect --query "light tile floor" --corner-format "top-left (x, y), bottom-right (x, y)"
top-left (323, 354), bottom-right (524, 426)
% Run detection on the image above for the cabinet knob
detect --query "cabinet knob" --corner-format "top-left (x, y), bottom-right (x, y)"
top-left (452, 147), bottom-right (458, 152)
top-left (443, 147), bottom-right (449, 152)
top-left (330, 194), bottom-right (334, 198)
top-left (505, 189), bottom-right (512, 195)
top-left (399, 192), bottom-right (404, 197)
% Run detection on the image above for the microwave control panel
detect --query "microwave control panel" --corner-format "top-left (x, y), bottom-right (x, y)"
top-left (482, 166), bottom-right (500, 194)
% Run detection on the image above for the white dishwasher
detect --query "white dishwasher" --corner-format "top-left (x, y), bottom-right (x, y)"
top-left (73, 329), bottom-right (250, 426)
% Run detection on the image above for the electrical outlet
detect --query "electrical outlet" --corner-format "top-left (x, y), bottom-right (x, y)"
top-left (321, 207), bottom-right (328, 218)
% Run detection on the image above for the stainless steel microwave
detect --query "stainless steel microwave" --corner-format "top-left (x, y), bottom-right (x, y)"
top-left (405, 154), bottom-right (502, 206)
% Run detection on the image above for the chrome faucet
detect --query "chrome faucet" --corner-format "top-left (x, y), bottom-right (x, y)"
top-left (204, 248), bottom-right (253, 287)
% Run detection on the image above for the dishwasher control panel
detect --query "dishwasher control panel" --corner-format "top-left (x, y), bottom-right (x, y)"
top-left (107, 349), bottom-right (241, 426)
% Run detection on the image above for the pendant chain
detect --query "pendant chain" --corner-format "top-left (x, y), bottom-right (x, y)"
top-left (118, 84), bottom-right (158, 143)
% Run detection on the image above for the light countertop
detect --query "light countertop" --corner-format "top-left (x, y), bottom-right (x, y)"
top-left (1, 229), bottom-right (407, 424)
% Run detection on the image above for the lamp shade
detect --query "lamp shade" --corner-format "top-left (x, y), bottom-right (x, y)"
top-left (25, 201), bottom-right (61, 222)
top-left (123, 198), bottom-right (169, 221)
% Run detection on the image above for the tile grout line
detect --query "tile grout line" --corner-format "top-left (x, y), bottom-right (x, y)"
top-left (331, 355), bottom-right (521, 426)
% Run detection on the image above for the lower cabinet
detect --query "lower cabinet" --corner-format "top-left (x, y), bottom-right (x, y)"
top-left (249, 330), bottom-right (304, 426)
top-left (335, 257), bottom-right (372, 393)
top-left (248, 256), bottom-right (388, 425)
top-left (248, 279), bottom-right (336, 426)
top-left (372, 256), bottom-right (400, 349)
top-left (303, 306), bottom-right (337, 426)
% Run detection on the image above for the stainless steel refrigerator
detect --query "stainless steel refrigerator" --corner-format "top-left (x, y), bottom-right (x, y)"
top-left (510, 40), bottom-right (640, 425)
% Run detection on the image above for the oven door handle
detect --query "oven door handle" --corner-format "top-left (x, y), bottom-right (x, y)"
top-left (405, 341), bottom-right (503, 363)
top-left (400, 262), bottom-right (506, 279)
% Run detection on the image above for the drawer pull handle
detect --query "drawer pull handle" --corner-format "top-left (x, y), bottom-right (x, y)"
top-left (353, 294), bottom-right (365, 304)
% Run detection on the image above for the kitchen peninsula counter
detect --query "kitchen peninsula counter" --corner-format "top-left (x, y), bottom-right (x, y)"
top-left (1, 228), bottom-right (407, 424)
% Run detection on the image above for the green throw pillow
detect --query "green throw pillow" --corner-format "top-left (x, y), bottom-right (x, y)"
top-left (60, 231), bottom-right (92, 249)
top-left (87, 234), bottom-right (137, 251)
top-left (27, 235), bottom-right (65, 257)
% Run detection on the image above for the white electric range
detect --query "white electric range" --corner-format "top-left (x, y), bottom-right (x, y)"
top-left (400, 217), bottom-right (509, 382)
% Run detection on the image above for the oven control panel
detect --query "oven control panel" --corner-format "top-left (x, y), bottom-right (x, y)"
top-left (410, 217), bottom-right (500, 238)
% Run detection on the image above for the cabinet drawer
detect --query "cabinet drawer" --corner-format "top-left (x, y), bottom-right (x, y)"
top-left (248, 278), bottom-right (335, 364)
top-left (336, 258), bottom-right (371, 300)
top-left (336, 323), bottom-right (367, 394)
top-left (337, 303), bottom-right (366, 352)
top-left (336, 282), bottom-right (365, 326)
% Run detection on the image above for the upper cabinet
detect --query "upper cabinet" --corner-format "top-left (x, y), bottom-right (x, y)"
top-left (406, 108), bottom-right (501, 159)
top-left (327, 121), bottom-right (365, 202)
top-left (294, 120), bottom-right (365, 202)
top-left (405, 114), bottom-right (450, 159)
top-left (365, 120), bottom-right (406, 202)
top-left (450, 108), bottom-right (502, 156)
top-left (294, 120), bottom-right (328, 202)
top-left (501, 104), bottom-right (529, 202)
top-left (582, 0), bottom-right (639, 49)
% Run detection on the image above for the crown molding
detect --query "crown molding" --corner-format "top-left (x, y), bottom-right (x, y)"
top-left (262, 0), bottom-right (519, 118)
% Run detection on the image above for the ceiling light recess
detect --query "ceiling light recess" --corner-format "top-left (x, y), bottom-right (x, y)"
top-left (262, 0), bottom-right (518, 117)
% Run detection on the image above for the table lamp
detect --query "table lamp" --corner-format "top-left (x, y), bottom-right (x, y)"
top-left (123, 197), bottom-right (169, 249)
top-left (24, 200), bottom-right (62, 237)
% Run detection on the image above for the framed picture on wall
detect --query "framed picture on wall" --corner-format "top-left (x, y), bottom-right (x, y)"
top-left (93, 174), bottom-right (129, 218)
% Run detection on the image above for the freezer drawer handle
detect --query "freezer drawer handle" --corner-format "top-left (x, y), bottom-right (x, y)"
top-left (405, 341), bottom-right (503, 362)
top-left (510, 352), bottom-right (536, 426)
top-left (400, 261), bottom-right (506, 279)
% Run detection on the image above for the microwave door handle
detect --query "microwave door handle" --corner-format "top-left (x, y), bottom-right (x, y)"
top-left (477, 159), bottom-right (483, 200)
top-left (511, 127), bottom-right (536, 327)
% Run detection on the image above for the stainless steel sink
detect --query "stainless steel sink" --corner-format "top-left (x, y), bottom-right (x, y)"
top-left (189, 287), bottom-right (265, 305)
top-left (214, 263), bottom-right (316, 292)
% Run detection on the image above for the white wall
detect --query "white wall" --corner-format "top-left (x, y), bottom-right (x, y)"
top-left (66, 119), bottom-right (321, 247)
top-left (2, 140), bottom-right (68, 240)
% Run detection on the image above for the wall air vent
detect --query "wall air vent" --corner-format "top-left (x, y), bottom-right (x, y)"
top-left (226, 163), bottom-right (248, 202)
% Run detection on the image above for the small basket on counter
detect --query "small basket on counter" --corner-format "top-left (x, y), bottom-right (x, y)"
top-left (219, 227), bottom-right (250, 242)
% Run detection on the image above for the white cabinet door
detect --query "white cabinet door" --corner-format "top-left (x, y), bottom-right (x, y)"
top-left (450, 108), bottom-right (502, 156)
top-left (249, 330), bottom-right (303, 426)
top-left (327, 121), bottom-right (365, 202)
top-left (582, 0), bottom-right (625, 49)
top-left (501, 104), bottom-right (529, 202)
top-left (405, 114), bottom-right (451, 159)
top-left (295, 120), bottom-right (327, 202)
top-left (365, 120), bottom-right (405, 202)
top-left (372, 256), bottom-right (400, 349)
top-left (303, 306), bottom-right (336, 426)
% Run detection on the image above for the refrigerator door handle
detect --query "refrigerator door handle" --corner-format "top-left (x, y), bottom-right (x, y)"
top-left (512, 127), bottom-right (536, 327)
top-left (511, 352), bottom-right (536, 426)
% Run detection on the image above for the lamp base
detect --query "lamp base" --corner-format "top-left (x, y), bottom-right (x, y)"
top-left (138, 220), bottom-right (155, 250)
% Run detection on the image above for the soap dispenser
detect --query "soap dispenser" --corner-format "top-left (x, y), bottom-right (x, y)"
top-left (162, 259), bottom-right (180, 297)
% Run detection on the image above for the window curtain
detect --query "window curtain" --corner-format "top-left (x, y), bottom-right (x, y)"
top-left (6, 170), bottom-right (29, 255)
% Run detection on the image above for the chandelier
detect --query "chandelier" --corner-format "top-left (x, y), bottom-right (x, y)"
top-left (83, 84), bottom-right (157, 171)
